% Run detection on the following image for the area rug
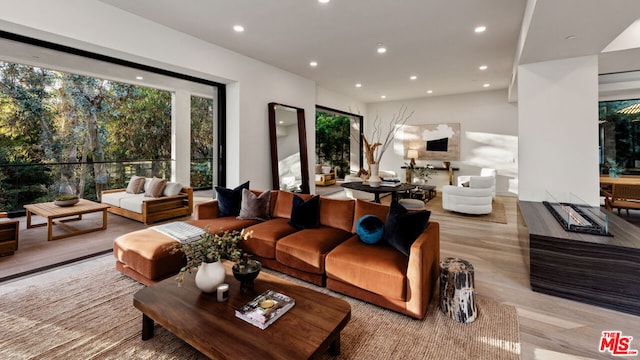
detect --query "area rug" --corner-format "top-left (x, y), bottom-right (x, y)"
top-left (0, 256), bottom-right (520, 359)
top-left (423, 195), bottom-right (508, 224)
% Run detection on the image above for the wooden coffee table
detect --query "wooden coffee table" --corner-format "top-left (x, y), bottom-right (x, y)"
top-left (24, 199), bottom-right (110, 241)
top-left (133, 262), bottom-right (351, 359)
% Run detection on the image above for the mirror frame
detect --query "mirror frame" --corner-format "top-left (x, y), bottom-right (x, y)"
top-left (268, 102), bottom-right (310, 194)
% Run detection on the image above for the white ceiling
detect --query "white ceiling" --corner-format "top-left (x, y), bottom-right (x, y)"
top-left (96, 0), bottom-right (640, 103)
top-left (3, 0), bottom-right (640, 104)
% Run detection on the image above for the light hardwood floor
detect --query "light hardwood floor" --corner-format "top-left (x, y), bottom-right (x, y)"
top-left (1, 192), bottom-right (639, 359)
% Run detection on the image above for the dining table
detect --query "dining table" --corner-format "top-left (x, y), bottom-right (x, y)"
top-left (599, 175), bottom-right (640, 186)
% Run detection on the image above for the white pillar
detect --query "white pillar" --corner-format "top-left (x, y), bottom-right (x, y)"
top-left (518, 56), bottom-right (600, 205)
top-left (172, 90), bottom-right (191, 186)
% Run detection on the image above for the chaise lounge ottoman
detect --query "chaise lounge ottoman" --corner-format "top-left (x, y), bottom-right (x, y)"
top-left (113, 228), bottom-right (184, 286)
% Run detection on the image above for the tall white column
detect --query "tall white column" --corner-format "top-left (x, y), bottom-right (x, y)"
top-left (172, 90), bottom-right (191, 186)
top-left (518, 56), bottom-right (600, 205)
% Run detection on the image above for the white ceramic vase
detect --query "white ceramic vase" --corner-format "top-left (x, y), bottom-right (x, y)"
top-left (195, 261), bottom-right (226, 293)
top-left (368, 163), bottom-right (382, 187)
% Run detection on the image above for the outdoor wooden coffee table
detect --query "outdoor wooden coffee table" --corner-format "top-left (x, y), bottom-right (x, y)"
top-left (24, 199), bottom-right (110, 241)
top-left (133, 262), bottom-right (351, 359)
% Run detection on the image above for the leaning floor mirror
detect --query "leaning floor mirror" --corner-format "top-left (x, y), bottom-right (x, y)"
top-left (268, 102), bottom-right (310, 194)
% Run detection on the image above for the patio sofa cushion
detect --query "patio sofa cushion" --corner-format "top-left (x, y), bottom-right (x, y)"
top-left (120, 194), bottom-right (147, 214)
top-left (101, 191), bottom-right (141, 208)
top-left (126, 175), bottom-right (146, 194)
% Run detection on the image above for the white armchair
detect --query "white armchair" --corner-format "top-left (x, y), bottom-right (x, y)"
top-left (442, 176), bottom-right (494, 214)
top-left (457, 168), bottom-right (496, 198)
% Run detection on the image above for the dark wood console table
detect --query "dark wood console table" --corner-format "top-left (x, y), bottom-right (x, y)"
top-left (519, 201), bottom-right (640, 316)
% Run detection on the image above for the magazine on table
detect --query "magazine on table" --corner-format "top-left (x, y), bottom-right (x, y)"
top-left (235, 289), bottom-right (295, 329)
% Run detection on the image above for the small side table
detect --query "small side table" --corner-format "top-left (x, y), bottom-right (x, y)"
top-left (439, 257), bottom-right (478, 323)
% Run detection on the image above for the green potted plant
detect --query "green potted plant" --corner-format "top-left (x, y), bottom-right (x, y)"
top-left (170, 228), bottom-right (253, 292)
top-left (54, 195), bottom-right (79, 207)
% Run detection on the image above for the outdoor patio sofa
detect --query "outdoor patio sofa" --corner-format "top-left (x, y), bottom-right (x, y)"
top-left (113, 188), bottom-right (440, 319)
top-left (101, 176), bottom-right (193, 225)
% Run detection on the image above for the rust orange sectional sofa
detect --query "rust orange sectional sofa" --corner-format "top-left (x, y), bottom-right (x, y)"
top-left (113, 189), bottom-right (440, 319)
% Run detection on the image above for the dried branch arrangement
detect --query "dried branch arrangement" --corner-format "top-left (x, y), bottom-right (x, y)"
top-left (360, 105), bottom-right (414, 164)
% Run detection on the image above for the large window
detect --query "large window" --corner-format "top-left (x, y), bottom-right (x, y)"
top-left (315, 106), bottom-right (363, 178)
top-left (599, 99), bottom-right (640, 175)
top-left (0, 33), bottom-right (225, 214)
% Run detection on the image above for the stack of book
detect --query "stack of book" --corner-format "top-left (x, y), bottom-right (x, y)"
top-left (380, 178), bottom-right (402, 187)
top-left (235, 290), bottom-right (295, 329)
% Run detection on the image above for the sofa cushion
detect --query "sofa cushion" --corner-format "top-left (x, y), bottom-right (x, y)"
top-left (126, 175), bottom-right (146, 194)
top-left (163, 182), bottom-right (183, 196)
top-left (351, 199), bottom-right (390, 233)
top-left (276, 226), bottom-right (352, 274)
top-left (243, 218), bottom-right (300, 259)
top-left (289, 194), bottom-right (320, 229)
top-left (215, 181), bottom-right (250, 217)
top-left (237, 188), bottom-right (271, 221)
top-left (145, 177), bottom-right (167, 197)
top-left (384, 200), bottom-right (431, 256)
top-left (355, 215), bottom-right (384, 244)
top-left (319, 197), bottom-right (355, 232)
top-left (186, 219), bottom-right (260, 234)
top-left (326, 236), bottom-right (408, 300)
top-left (101, 191), bottom-right (140, 207)
top-left (120, 194), bottom-right (147, 213)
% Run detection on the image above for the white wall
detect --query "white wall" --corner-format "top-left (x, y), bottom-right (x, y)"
top-left (0, 0), bottom-right (316, 191)
top-left (366, 90), bottom-right (519, 195)
top-left (316, 86), bottom-right (367, 118)
top-left (518, 55), bottom-right (600, 205)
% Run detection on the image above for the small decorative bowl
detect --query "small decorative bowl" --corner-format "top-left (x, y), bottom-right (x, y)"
top-left (54, 198), bottom-right (79, 207)
top-left (232, 260), bottom-right (262, 291)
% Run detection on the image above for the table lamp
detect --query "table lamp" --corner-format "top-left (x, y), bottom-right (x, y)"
top-left (407, 150), bottom-right (418, 167)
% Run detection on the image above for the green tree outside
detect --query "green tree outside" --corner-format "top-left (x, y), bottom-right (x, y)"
top-left (316, 111), bottom-right (350, 178)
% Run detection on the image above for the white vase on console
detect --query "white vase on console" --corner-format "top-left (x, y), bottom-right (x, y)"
top-left (368, 163), bottom-right (382, 187)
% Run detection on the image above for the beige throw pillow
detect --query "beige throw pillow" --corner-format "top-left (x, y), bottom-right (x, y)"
top-left (126, 176), bottom-right (146, 194)
top-left (145, 177), bottom-right (167, 197)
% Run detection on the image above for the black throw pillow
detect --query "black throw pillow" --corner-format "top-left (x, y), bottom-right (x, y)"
top-left (215, 181), bottom-right (250, 217)
top-left (383, 200), bottom-right (431, 256)
top-left (288, 194), bottom-right (320, 229)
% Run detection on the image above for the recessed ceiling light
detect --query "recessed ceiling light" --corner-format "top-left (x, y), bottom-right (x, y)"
top-left (309, 61), bottom-right (318, 67)
top-left (427, 90), bottom-right (433, 94)
top-left (479, 65), bottom-right (488, 70)
top-left (410, 75), bottom-right (417, 80)
top-left (565, 35), bottom-right (577, 40)
top-left (474, 26), bottom-right (486, 33)
top-left (233, 25), bottom-right (244, 32)
top-left (136, 76), bottom-right (143, 80)
top-left (381, 95), bottom-right (386, 99)
top-left (278, 120), bottom-right (284, 124)
top-left (318, 0), bottom-right (330, 3)
top-left (355, 83), bottom-right (362, 88)
top-left (483, 83), bottom-right (490, 88)
top-left (377, 43), bottom-right (387, 54)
